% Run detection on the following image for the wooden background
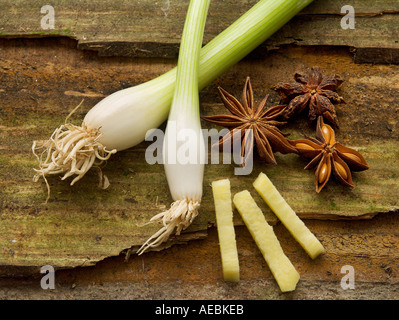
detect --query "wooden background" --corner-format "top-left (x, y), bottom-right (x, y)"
top-left (0, 0), bottom-right (398, 299)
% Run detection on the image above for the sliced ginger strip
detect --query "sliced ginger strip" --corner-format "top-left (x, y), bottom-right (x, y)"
top-left (253, 172), bottom-right (324, 259)
top-left (212, 179), bottom-right (240, 282)
top-left (233, 190), bottom-right (300, 292)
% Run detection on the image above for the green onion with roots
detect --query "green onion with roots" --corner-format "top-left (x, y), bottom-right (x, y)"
top-left (137, 0), bottom-right (210, 254)
top-left (32, 0), bottom-right (314, 199)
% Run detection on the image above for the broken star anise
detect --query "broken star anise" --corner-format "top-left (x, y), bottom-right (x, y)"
top-left (202, 77), bottom-right (297, 166)
top-left (289, 116), bottom-right (369, 193)
top-left (273, 66), bottom-right (345, 127)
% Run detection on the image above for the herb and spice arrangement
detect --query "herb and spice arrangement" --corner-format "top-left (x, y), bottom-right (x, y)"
top-left (205, 67), bottom-right (369, 291)
top-left (203, 68), bottom-right (369, 193)
top-left (32, 0), bottom-right (316, 197)
top-left (27, 0), bottom-right (375, 294)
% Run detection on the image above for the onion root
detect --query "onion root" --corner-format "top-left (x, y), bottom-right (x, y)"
top-left (137, 199), bottom-right (200, 255)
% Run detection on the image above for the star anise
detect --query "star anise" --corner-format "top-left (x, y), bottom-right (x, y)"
top-left (273, 66), bottom-right (345, 127)
top-left (289, 116), bottom-right (369, 193)
top-left (202, 77), bottom-right (297, 166)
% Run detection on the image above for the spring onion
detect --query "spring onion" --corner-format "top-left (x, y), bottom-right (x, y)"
top-left (32, 0), bottom-right (314, 198)
top-left (136, 0), bottom-right (210, 254)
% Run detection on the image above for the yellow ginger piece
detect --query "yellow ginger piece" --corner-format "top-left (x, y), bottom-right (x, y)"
top-left (212, 179), bottom-right (240, 282)
top-left (233, 190), bottom-right (300, 292)
top-left (253, 172), bottom-right (324, 259)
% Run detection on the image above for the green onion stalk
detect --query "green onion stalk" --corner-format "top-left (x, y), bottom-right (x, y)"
top-left (137, 0), bottom-right (210, 254)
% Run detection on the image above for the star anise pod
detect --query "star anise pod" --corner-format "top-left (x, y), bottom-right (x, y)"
top-left (273, 66), bottom-right (345, 127)
top-left (289, 116), bottom-right (369, 193)
top-left (202, 77), bottom-right (297, 166)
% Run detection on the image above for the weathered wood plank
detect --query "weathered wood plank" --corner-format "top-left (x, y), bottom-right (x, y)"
top-left (0, 0), bottom-right (398, 62)
top-left (0, 37), bottom-right (398, 269)
top-left (2, 214), bottom-right (398, 298)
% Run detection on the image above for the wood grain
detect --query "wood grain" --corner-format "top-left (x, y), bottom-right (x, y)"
top-left (0, 36), bottom-right (398, 270)
top-left (0, 4), bottom-right (399, 302)
top-left (1, 214), bottom-right (398, 299)
top-left (1, 0), bottom-right (398, 301)
top-left (0, 0), bottom-right (398, 62)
